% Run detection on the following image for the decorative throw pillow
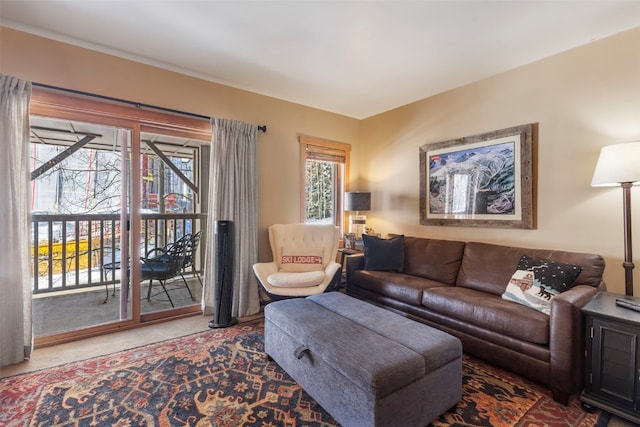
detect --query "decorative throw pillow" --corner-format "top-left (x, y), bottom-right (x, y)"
top-left (279, 247), bottom-right (324, 272)
top-left (502, 255), bottom-right (583, 315)
top-left (362, 234), bottom-right (405, 272)
top-left (516, 255), bottom-right (583, 293)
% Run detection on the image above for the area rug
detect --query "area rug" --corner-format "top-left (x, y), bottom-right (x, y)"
top-left (1, 319), bottom-right (610, 427)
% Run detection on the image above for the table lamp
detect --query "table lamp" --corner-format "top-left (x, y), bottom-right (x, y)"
top-left (591, 141), bottom-right (640, 296)
top-left (344, 192), bottom-right (371, 238)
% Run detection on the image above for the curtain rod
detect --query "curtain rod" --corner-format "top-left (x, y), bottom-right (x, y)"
top-left (33, 82), bottom-right (267, 133)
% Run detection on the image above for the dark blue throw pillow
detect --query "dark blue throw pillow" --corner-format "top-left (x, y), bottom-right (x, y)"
top-left (363, 234), bottom-right (405, 272)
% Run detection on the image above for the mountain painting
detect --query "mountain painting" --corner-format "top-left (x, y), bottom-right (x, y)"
top-left (428, 140), bottom-right (516, 215)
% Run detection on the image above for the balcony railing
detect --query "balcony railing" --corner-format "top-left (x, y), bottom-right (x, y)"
top-left (31, 213), bottom-right (206, 295)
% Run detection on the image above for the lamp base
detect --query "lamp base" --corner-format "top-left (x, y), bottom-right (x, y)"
top-left (621, 183), bottom-right (634, 297)
top-left (623, 261), bottom-right (634, 297)
top-left (349, 214), bottom-right (367, 239)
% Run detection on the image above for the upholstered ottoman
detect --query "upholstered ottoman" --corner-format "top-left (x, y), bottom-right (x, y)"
top-left (264, 292), bottom-right (462, 427)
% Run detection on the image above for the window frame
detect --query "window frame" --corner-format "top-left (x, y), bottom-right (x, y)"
top-left (299, 135), bottom-right (351, 231)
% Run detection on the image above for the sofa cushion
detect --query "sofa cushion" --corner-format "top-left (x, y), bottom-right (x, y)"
top-left (402, 237), bottom-right (465, 284)
top-left (363, 234), bottom-right (404, 272)
top-left (268, 270), bottom-right (325, 288)
top-left (457, 242), bottom-right (604, 296)
top-left (352, 270), bottom-right (446, 306)
top-left (501, 256), bottom-right (583, 315)
top-left (422, 286), bottom-right (550, 344)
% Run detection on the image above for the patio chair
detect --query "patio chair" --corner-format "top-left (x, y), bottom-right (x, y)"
top-left (180, 231), bottom-right (203, 288)
top-left (253, 223), bottom-right (342, 301)
top-left (142, 234), bottom-right (192, 307)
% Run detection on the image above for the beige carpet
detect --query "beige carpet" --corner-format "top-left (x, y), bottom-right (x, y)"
top-left (2, 313), bottom-right (256, 377)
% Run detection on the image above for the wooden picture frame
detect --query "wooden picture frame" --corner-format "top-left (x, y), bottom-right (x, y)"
top-left (420, 123), bottom-right (536, 229)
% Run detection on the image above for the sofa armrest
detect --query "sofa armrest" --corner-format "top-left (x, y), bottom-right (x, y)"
top-left (548, 285), bottom-right (601, 398)
top-left (345, 253), bottom-right (365, 289)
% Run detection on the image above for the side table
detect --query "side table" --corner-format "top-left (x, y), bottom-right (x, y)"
top-left (337, 248), bottom-right (363, 288)
top-left (580, 291), bottom-right (640, 424)
top-left (338, 247), bottom-right (362, 264)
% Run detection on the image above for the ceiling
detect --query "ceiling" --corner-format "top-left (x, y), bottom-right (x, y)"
top-left (2, 1), bottom-right (640, 119)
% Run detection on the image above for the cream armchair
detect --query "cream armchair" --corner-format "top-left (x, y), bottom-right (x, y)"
top-left (253, 223), bottom-right (342, 299)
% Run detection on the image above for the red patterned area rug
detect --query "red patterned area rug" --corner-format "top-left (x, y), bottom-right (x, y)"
top-left (1, 319), bottom-right (609, 427)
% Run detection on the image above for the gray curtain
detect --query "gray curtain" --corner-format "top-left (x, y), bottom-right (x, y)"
top-left (0, 75), bottom-right (33, 366)
top-left (202, 118), bottom-right (260, 318)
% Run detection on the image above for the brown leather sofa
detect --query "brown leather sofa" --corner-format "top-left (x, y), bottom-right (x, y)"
top-left (345, 236), bottom-right (606, 404)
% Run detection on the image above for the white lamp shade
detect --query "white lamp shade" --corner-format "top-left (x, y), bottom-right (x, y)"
top-left (591, 141), bottom-right (640, 187)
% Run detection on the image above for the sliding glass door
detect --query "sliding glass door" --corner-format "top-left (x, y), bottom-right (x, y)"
top-left (29, 87), bottom-right (210, 347)
top-left (138, 130), bottom-right (204, 317)
top-left (30, 117), bottom-right (134, 338)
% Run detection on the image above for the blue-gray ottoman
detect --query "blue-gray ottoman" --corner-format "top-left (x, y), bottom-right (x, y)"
top-left (264, 292), bottom-right (462, 427)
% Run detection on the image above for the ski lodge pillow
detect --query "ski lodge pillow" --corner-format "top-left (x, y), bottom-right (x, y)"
top-left (502, 255), bottom-right (583, 315)
top-left (279, 247), bottom-right (324, 272)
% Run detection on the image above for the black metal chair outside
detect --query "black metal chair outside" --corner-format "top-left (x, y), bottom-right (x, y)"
top-left (102, 260), bottom-right (121, 303)
top-left (102, 234), bottom-right (196, 306)
top-left (142, 234), bottom-right (192, 307)
top-left (181, 231), bottom-right (203, 288)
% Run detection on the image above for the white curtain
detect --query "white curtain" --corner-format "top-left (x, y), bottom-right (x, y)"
top-left (202, 118), bottom-right (260, 318)
top-left (0, 75), bottom-right (33, 366)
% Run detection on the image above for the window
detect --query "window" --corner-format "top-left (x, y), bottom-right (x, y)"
top-left (299, 136), bottom-right (350, 229)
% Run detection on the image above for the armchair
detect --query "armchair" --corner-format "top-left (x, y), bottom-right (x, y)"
top-left (253, 223), bottom-right (341, 300)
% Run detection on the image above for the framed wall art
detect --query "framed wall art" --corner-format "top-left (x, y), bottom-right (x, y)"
top-left (420, 123), bottom-right (536, 229)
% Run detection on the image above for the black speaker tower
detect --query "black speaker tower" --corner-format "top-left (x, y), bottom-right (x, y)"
top-left (209, 220), bottom-right (238, 329)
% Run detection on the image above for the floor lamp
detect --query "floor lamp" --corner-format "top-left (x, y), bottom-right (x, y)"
top-left (591, 141), bottom-right (640, 297)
